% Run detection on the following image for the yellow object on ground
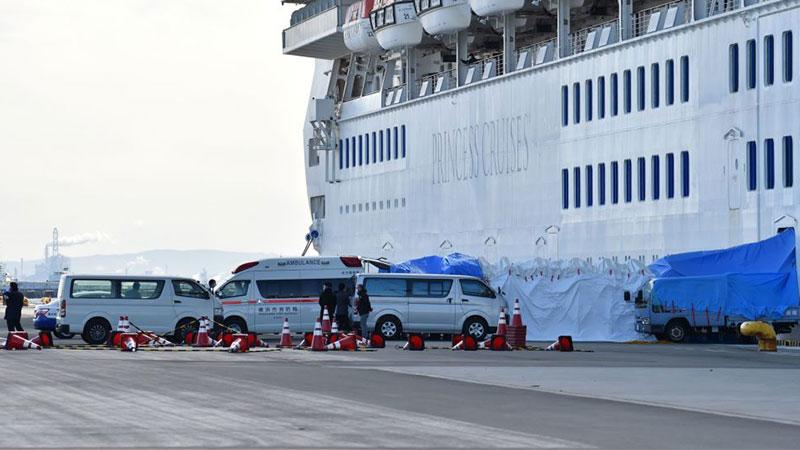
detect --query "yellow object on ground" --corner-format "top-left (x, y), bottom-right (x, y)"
top-left (740, 321), bottom-right (777, 352)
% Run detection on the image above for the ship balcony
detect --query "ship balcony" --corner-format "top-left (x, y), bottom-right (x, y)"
top-left (283, 0), bottom-right (350, 59)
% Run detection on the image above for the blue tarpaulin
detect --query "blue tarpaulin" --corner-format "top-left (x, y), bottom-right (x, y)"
top-left (386, 253), bottom-right (484, 278)
top-left (648, 230), bottom-right (799, 320)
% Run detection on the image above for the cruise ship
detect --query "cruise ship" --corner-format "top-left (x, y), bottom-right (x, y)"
top-left (283, 0), bottom-right (800, 263)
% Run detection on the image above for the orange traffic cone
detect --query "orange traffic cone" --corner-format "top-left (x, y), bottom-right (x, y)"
top-left (32, 331), bottom-right (53, 348)
top-left (329, 320), bottom-right (340, 343)
top-left (198, 316), bottom-right (213, 347)
top-left (510, 299), bottom-right (524, 327)
top-left (462, 335), bottom-right (478, 351)
top-left (321, 308), bottom-right (332, 334)
top-left (228, 333), bottom-right (250, 353)
top-left (7, 332), bottom-right (41, 350)
top-left (325, 334), bottom-right (356, 351)
top-left (545, 336), bottom-right (574, 351)
top-left (489, 334), bottom-right (511, 351)
top-left (120, 333), bottom-right (138, 352)
top-left (403, 333), bottom-right (425, 351)
top-left (310, 319), bottom-right (326, 351)
top-left (496, 308), bottom-right (507, 336)
top-left (368, 332), bottom-right (385, 348)
top-left (279, 318), bottom-right (293, 348)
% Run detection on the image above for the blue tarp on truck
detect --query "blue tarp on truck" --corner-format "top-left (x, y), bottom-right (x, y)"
top-left (648, 230), bottom-right (799, 320)
top-left (385, 253), bottom-right (484, 278)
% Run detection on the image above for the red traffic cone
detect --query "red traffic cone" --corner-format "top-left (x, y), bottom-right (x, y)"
top-left (403, 333), bottom-right (425, 351)
top-left (462, 335), bottom-right (478, 351)
top-left (310, 319), bottom-right (326, 351)
top-left (228, 333), bottom-right (250, 353)
top-left (321, 308), bottom-right (332, 334)
top-left (120, 333), bottom-right (138, 352)
top-left (510, 299), bottom-right (524, 327)
top-left (33, 331), bottom-right (53, 348)
top-left (496, 308), bottom-right (507, 337)
top-left (489, 334), bottom-right (511, 351)
top-left (368, 332), bottom-right (385, 348)
top-left (195, 316), bottom-right (211, 347)
top-left (329, 320), bottom-right (340, 343)
top-left (7, 332), bottom-right (41, 350)
top-left (545, 340), bottom-right (559, 351)
top-left (325, 334), bottom-right (357, 351)
top-left (478, 338), bottom-right (492, 350)
top-left (279, 318), bottom-right (293, 348)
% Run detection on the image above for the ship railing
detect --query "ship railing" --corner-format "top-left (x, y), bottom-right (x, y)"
top-left (383, 83), bottom-right (407, 106)
top-left (419, 69), bottom-right (457, 96)
top-left (463, 52), bottom-right (504, 85)
top-left (290, 0), bottom-right (339, 26)
top-left (570, 18), bottom-right (619, 56)
top-left (705, 0), bottom-right (738, 17)
top-left (518, 38), bottom-right (557, 68)
top-left (632, 0), bottom-right (690, 38)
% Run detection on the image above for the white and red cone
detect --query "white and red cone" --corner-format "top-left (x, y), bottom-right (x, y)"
top-left (321, 308), bottom-right (332, 334)
top-left (511, 299), bottom-right (524, 327)
top-left (310, 319), bottom-right (326, 351)
top-left (279, 318), bottom-right (293, 348)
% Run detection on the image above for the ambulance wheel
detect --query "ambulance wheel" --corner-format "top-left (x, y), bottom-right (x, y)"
top-left (82, 318), bottom-right (111, 345)
top-left (463, 317), bottom-right (488, 341)
top-left (376, 316), bottom-right (402, 340)
top-left (174, 318), bottom-right (198, 344)
top-left (665, 320), bottom-right (690, 343)
top-left (224, 317), bottom-right (248, 334)
top-left (54, 331), bottom-right (75, 339)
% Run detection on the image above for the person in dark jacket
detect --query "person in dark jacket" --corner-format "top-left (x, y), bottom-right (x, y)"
top-left (3, 282), bottom-right (24, 332)
top-left (334, 283), bottom-right (351, 332)
top-left (318, 282), bottom-right (336, 321)
top-left (355, 284), bottom-right (372, 336)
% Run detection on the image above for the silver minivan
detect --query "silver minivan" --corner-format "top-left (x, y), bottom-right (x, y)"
top-left (353, 273), bottom-right (504, 340)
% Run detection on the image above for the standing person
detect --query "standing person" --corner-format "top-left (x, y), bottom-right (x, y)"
top-left (355, 284), bottom-right (372, 336)
top-left (3, 282), bottom-right (24, 332)
top-left (318, 282), bottom-right (336, 320)
top-left (334, 283), bottom-right (351, 332)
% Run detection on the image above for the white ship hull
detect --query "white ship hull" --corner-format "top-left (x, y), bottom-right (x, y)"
top-left (303, 0), bottom-right (800, 264)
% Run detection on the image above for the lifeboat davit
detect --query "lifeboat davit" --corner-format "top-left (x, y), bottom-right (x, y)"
top-left (344, 0), bottom-right (385, 54)
top-left (415, 0), bottom-right (472, 35)
top-left (469, 0), bottom-right (524, 16)
top-left (370, 0), bottom-right (424, 50)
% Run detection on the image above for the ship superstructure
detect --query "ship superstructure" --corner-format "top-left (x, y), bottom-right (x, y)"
top-left (283, 0), bottom-right (800, 263)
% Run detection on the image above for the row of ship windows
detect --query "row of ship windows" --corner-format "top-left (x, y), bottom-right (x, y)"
top-left (339, 125), bottom-right (407, 170)
top-left (561, 151), bottom-right (690, 210)
top-left (339, 198), bottom-right (407, 215)
top-left (747, 136), bottom-right (794, 191)
top-left (729, 31), bottom-right (794, 92)
top-left (561, 56), bottom-right (689, 127)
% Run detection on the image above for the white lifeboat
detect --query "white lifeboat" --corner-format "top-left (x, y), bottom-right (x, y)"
top-left (469, 0), bottom-right (524, 16)
top-left (370, 0), bottom-right (424, 50)
top-left (343, 0), bottom-right (385, 54)
top-left (415, 0), bottom-right (471, 35)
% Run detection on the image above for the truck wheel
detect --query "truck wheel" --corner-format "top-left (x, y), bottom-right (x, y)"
top-left (223, 317), bottom-right (248, 334)
top-left (82, 318), bottom-right (111, 345)
top-left (463, 317), bottom-right (488, 341)
top-left (666, 320), bottom-right (689, 343)
top-left (376, 316), bottom-right (402, 340)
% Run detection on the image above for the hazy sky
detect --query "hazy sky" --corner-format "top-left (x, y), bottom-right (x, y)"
top-left (0, 0), bottom-right (314, 260)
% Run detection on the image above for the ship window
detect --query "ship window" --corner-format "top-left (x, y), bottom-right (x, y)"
top-left (358, 203), bottom-right (363, 212)
top-left (586, 165), bottom-right (593, 207)
top-left (376, 9), bottom-right (384, 27)
top-left (562, 169), bottom-right (569, 209)
top-left (598, 76), bottom-right (606, 119)
top-left (339, 139), bottom-right (344, 170)
top-left (637, 157), bottom-right (646, 201)
top-left (585, 80), bottom-right (593, 122)
top-left (680, 56), bottom-right (689, 103)
top-left (346, 204), bottom-right (350, 213)
top-left (574, 167), bottom-right (581, 208)
top-left (401, 125), bottom-right (406, 158)
top-left (573, 82), bottom-right (581, 124)
top-left (784, 136), bottom-right (794, 188)
top-left (765, 35), bottom-right (775, 86)
top-left (666, 59), bottom-right (675, 105)
top-left (372, 131), bottom-right (377, 162)
top-left (561, 85), bottom-right (568, 126)
top-left (598, 163), bottom-right (606, 205)
top-left (747, 141), bottom-right (757, 191)
top-left (393, 127), bottom-right (399, 159)
top-left (379, 129), bottom-right (384, 161)
top-left (729, 44), bottom-right (739, 93)
top-left (372, 201), bottom-right (377, 210)
top-left (345, 138), bottom-right (350, 168)
top-left (623, 70), bottom-right (632, 114)
top-left (667, 153), bottom-right (675, 198)
top-left (651, 63), bottom-right (660, 108)
top-left (783, 31), bottom-right (793, 82)
top-left (611, 161), bottom-right (619, 204)
top-left (364, 134), bottom-right (370, 164)
top-left (386, 128), bottom-right (392, 160)
top-left (352, 137), bottom-right (357, 166)
top-left (358, 135), bottom-right (363, 166)
top-left (624, 159), bottom-right (632, 203)
top-left (385, 6), bottom-right (394, 25)
top-left (747, 39), bottom-right (756, 89)
top-left (637, 66), bottom-right (645, 111)
top-left (652, 155), bottom-right (660, 200)
top-left (681, 150), bottom-right (690, 197)
top-left (765, 138), bottom-right (775, 190)
top-left (610, 73), bottom-right (619, 116)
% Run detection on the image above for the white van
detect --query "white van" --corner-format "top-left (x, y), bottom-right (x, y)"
top-left (217, 256), bottom-right (363, 334)
top-left (354, 273), bottom-right (504, 340)
top-left (56, 275), bottom-right (222, 345)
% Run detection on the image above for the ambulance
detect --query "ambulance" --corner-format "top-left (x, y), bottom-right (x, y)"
top-left (216, 256), bottom-right (364, 334)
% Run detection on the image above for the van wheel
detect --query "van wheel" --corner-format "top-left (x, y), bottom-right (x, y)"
top-left (224, 317), bottom-right (248, 334)
top-left (666, 320), bottom-right (690, 343)
top-left (463, 317), bottom-right (488, 341)
top-left (376, 316), bottom-right (402, 340)
top-left (82, 318), bottom-right (111, 345)
top-left (174, 318), bottom-right (198, 344)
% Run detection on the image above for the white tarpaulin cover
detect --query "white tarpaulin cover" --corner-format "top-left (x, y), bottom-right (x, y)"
top-left (483, 257), bottom-right (652, 342)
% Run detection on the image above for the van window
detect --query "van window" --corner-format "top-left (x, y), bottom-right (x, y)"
top-left (218, 280), bottom-right (250, 299)
top-left (410, 279), bottom-right (453, 298)
top-left (460, 279), bottom-right (495, 298)
top-left (364, 278), bottom-right (407, 297)
top-left (173, 280), bottom-right (209, 299)
top-left (257, 279), bottom-right (335, 299)
top-left (121, 281), bottom-right (164, 299)
top-left (71, 279), bottom-right (114, 299)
